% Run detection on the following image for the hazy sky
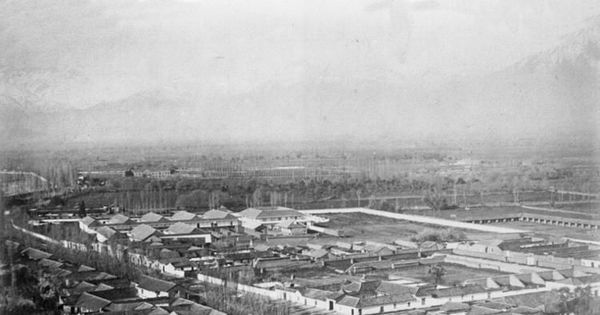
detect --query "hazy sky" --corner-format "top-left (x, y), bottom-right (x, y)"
top-left (1, 0), bottom-right (599, 145)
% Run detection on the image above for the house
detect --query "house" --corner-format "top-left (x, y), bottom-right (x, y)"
top-left (203, 208), bottom-right (235, 220)
top-left (107, 214), bottom-right (134, 225)
top-left (170, 211), bottom-right (198, 221)
top-left (238, 206), bottom-right (305, 227)
top-left (135, 275), bottom-right (177, 298)
top-left (21, 247), bottom-right (53, 261)
top-left (73, 292), bottom-right (112, 313)
top-left (162, 222), bottom-right (212, 243)
top-left (278, 220), bottom-right (307, 235)
top-left (130, 224), bottom-right (162, 242)
top-left (140, 212), bottom-right (169, 223)
top-left (95, 226), bottom-right (126, 243)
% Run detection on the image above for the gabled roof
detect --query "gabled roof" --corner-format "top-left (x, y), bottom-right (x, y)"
top-left (170, 211), bottom-right (198, 221)
top-left (75, 292), bottom-right (111, 311)
top-left (376, 281), bottom-right (418, 296)
top-left (69, 281), bottom-right (97, 295)
top-left (78, 265), bottom-right (96, 272)
top-left (94, 283), bottom-right (114, 291)
top-left (107, 214), bottom-right (133, 225)
top-left (298, 288), bottom-right (342, 301)
top-left (202, 209), bottom-right (236, 220)
top-left (140, 212), bottom-right (167, 223)
top-left (342, 279), bottom-right (381, 296)
top-left (39, 258), bottom-right (63, 269)
top-left (81, 216), bottom-right (99, 226)
top-left (96, 226), bottom-right (120, 240)
top-left (516, 273), bottom-right (545, 286)
top-left (493, 275), bottom-right (525, 288)
top-left (91, 287), bottom-right (139, 301)
top-left (165, 222), bottom-right (199, 235)
top-left (302, 249), bottom-right (329, 259)
top-left (21, 247), bottom-right (53, 260)
top-left (147, 307), bottom-right (170, 315)
top-left (557, 269), bottom-right (588, 278)
top-left (536, 270), bottom-right (565, 281)
top-left (430, 285), bottom-right (487, 298)
top-left (137, 275), bottom-right (176, 293)
top-left (130, 224), bottom-right (159, 242)
top-left (337, 295), bottom-right (361, 307)
top-left (239, 207), bottom-right (302, 220)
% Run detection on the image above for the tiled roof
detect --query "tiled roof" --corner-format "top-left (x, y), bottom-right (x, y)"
top-left (359, 293), bottom-right (415, 307)
top-left (146, 307), bottom-right (170, 315)
top-left (239, 207), bottom-right (302, 220)
top-left (96, 226), bottom-right (120, 239)
top-left (430, 285), bottom-right (487, 298)
top-left (137, 275), bottom-right (176, 292)
top-left (81, 216), bottom-right (98, 226)
top-left (376, 281), bottom-right (418, 296)
top-left (21, 247), bottom-right (53, 260)
top-left (342, 279), bottom-right (381, 296)
top-left (536, 270), bottom-right (565, 281)
top-left (39, 258), bottom-right (63, 269)
top-left (107, 214), bottom-right (132, 225)
top-left (140, 212), bottom-right (167, 222)
top-left (170, 211), bottom-right (198, 221)
top-left (337, 295), bottom-right (360, 307)
top-left (91, 287), bottom-right (139, 301)
top-left (202, 209), bottom-right (236, 220)
top-left (77, 265), bottom-right (96, 272)
top-left (299, 288), bottom-right (342, 301)
top-left (165, 222), bottom-right (198, 235)
top-left (68, 281), bottom-right (97, 295)
top-left (131, 224), bottom-right (159, 242)
top-left (75, 292), bottom-right (111, 311)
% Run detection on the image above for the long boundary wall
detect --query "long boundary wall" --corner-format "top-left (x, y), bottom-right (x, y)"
top-left (301, 208), bottom-right (527, 233)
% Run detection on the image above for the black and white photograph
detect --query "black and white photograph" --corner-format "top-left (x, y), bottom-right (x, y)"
top-left (1, 0), bottom-right (599, 314)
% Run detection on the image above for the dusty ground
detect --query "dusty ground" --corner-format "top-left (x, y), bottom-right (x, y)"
top-left (374, 263), bottom-right (509, 286)
top-left (314, 213), bottom-right (435, 243)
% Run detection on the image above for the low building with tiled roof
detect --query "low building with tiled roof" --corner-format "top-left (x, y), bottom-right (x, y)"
top-left (135, 275), bottom-right (177, 298)
top-left (169, 211), bottom-right (198, 221)
top-left (107, 214), bottom-right (134, 225)
top-left (140, 212), bottom-right (169, 223)
top-left (130, 224), bottom-right (161, 242)
top-left (73, 292), bottom-right (112, 313)
top-left (21, 247), bottom-right (53, 260)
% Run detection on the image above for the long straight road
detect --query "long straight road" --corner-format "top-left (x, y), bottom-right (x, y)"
top-left (301, 207), bottom-right (527, 234)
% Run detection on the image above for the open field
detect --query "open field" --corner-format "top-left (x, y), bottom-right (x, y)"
top-left (317, 212), bottom-right (431, 243)
top-left (366, 263), bottom-right (509, 286)
top-left (312, 212), bottom-right (478, 244)
top-left (555, 202), bottom-right (600, 214)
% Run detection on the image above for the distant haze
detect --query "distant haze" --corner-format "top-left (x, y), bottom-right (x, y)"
top-left (0, 0), bottom-right (599, 147)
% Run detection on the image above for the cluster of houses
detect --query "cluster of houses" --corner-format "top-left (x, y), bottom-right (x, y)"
top-left (9, 241), bottom-right (224, 315)
top-left (19, 204), bottom-right (600, 315)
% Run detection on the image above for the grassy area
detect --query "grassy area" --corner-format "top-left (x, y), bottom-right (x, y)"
top-left (317, 213), bottom-right (433, 243)
top-left (556, 202), bottom-right (600, 214)
top-left (372, 263), bottom-right (509, 286)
